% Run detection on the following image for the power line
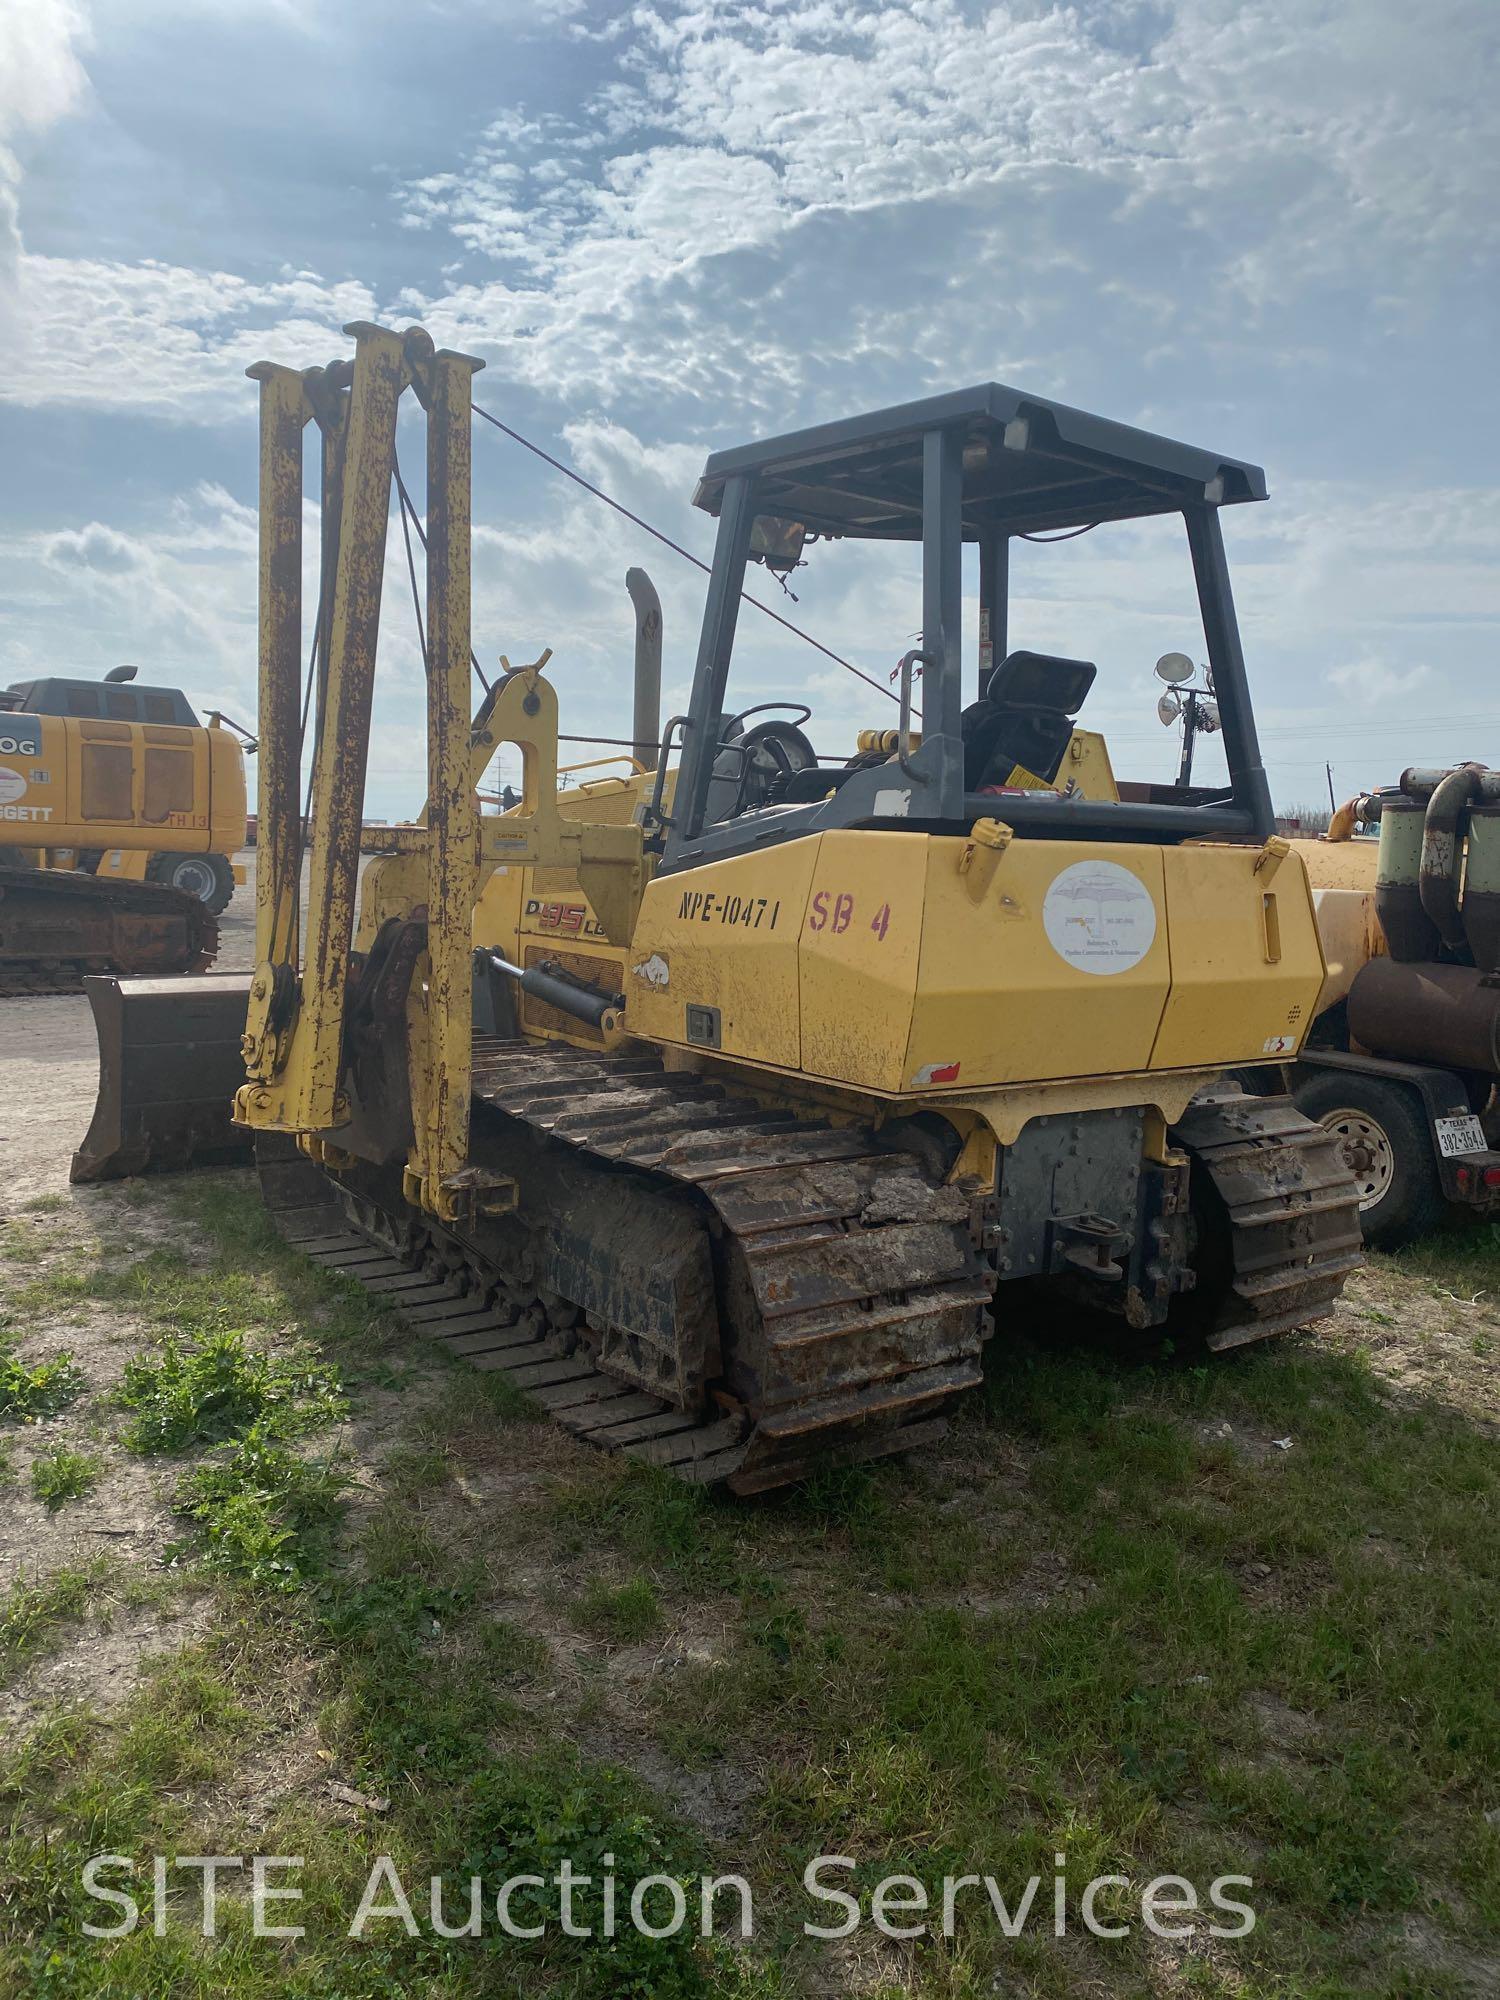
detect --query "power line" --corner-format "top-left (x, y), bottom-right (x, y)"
top-left (470, 401), bottom-right (902, 710)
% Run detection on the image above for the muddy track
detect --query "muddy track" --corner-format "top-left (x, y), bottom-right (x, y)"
top-left (256, 1051), bottom-right (1360, 1493)
top-left (0, 868), bottom-right (218, 996)
top-left (259, 1038), bottom-right (994, 1494)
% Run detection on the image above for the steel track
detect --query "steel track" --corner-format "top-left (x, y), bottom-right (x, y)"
top-left (255, 1050), bottom-right (1360, 1493)
top-left (0, 867), bottom-right (218, 997)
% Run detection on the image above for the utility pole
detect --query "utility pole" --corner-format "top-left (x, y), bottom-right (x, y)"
top-left (1177, 690), bottom-right (1200, 787)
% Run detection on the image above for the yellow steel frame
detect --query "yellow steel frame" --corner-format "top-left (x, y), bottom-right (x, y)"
top-left (233, 320), bottom-right (648, 1224)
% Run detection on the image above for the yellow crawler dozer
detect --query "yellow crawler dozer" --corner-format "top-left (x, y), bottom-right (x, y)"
top-left (81, 322), bottom-right (1362, 1492)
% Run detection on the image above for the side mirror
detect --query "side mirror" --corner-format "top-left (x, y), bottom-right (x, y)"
top-left (1154, 652), bottom-right (1194, 685)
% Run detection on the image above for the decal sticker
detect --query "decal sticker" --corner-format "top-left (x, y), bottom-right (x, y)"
top-left (873, 787), bottom-right (912, 818)
top-left (1042, 860), bottom-right (1157, 976)
top-left (0, 734), bottom-right (39, 757)
top-left (524, 897), bottom-right (606, 940)
top-left (1262, 1034), bottom-right (1297, 1054)
top-left (912, 1060), bottom-right (961, 1087)
top-left (632, 952), bottom-right (670, 988)
top-left (0, 767), bottom-right (26, 806)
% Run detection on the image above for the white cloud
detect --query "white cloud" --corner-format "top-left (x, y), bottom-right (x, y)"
top-left (42, 520), bottom-right (146, 572)
top-left (1327, 658), bottom-right (1433, 703)
top-left (8, 1), bottom-right (1497, 418)
top-left (0, 0), bottom-right (90, 323)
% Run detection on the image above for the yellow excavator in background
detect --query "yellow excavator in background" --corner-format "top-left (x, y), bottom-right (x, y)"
top-left (0, 665), bottom-right (247, 994)
top-left (77, 322), bottom-right (1362, 1491)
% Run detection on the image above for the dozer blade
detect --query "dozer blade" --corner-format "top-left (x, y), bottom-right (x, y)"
top-left (71, 973), bottom-right (255, 1183)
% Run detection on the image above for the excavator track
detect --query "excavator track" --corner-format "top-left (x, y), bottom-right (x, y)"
top-left (0, 867), bottom-right (218, 997)
top-left (1170, 1089), bottom-right (1364, 1350)
top-left (252, 1043), bottom-right (1358, 1493)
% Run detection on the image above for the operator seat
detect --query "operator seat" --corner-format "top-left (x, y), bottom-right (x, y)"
top-left (961, 650), bottom-right (1096, 791)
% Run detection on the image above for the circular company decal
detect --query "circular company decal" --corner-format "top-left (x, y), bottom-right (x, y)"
top-left (1042, 860), bottom-right (1158, 975)
top-left (0, 767), bottom-right (26, 807)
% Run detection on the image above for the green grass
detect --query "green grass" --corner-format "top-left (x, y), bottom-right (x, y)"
top-left (0, 1560), bottom-right (114, 1687)
top-left (29, 1447), bottom-right (102, 1512)
top-left (1, 1175), bottom-right (1496, 1998)
top-left (172, 1423), bottom-right (348, 1590)
top-left (20, 1194), bottom-right (67, 1216)
top-left (0, 1221), bottom-right (57, 1264)
top-left (574, 1573), bottom-right (663, 1643)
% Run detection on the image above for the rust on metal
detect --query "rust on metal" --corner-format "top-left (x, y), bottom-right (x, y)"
top-left (411, 334), bottom-right (485, 1213)
top-left (243, 363), bottom-right (310, 1051)
top-left (1168, 1089), bottom-right (1364, 1351)
top-left (1348, 954), bottom-right (1500, 1074)
top-left (0, 868), bottom-right (218, 997)
top-left (256, 1038), bottom-right (995, 1492)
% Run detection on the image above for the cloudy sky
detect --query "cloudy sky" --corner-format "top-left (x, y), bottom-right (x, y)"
top-left (0, 0), bottom-right (1496, 818)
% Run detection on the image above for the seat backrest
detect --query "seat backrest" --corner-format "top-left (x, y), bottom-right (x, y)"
top-left (960, 651), bottom-right (1097, 789)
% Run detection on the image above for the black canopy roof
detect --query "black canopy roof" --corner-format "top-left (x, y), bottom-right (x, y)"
top-left (692, 383), bottom-right (1266, 541)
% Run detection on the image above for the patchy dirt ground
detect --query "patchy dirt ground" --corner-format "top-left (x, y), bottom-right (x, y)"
top-left (0, 849), bottom-right (258, 1201)
top-left (1, 957), bottom-right (1497, 1997)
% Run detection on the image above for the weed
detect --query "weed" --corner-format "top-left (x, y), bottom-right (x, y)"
top-left (29, 1447), bottom-right (101, 1512)
top-left (173, 1423), bottom-right (348, 1590)
top-left (0, 1348), bottom-right (84, 1422)
top-left (119, 1327), bottom-right (345, 1454)
top-left (455, 1754), bottom-right (711, 1998)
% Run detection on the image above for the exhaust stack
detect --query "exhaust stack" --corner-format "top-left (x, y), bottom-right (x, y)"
top-left (626, 567), bottom-right (662, 770)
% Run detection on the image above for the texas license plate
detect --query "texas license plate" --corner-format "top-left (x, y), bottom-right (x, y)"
top-left (1434, 1114), bottom-right (1486, 1158)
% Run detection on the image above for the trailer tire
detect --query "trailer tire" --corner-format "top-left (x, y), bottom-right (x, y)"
top-left (146, 851), bottom-right (236, 915)
top-left (1292, 1070), bottom-right (1446, 1250)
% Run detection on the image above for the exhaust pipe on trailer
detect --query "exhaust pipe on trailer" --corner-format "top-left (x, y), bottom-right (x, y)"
top-left (1374, 789), bottom-right (1439, 963)
top-left (1415, 763), bottom-right (1486, 954)
top-left (625, 567), bottom-right (662, 770)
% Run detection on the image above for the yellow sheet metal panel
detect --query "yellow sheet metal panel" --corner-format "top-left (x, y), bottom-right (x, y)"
top-left (1, 713), bottom-right (224, 854)
top-left (1060, 728), bottom-right (1119, 801)
top-left (626, 840), bottom-right (820, 1070)
top-left (800, 832), bottom-right (928, 1091)
top-left (473, 860), bottom-right (526, 956)
top-left (207, 725), bottom-right (248, 852)
top-left (1292, 834), bottom-right (1379, 894)
top-left (906, 838), bottom-right (1170, 1088)
top-left (1149, 844), bottom-right (1327, 1068)
top-left (1288, 835), bottom-right (1383, 1018)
